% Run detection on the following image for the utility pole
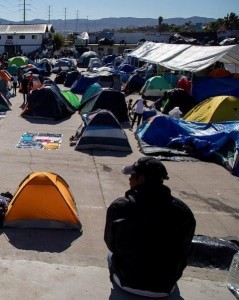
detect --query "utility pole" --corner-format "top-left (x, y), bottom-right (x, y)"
top-left (23, 0), bottom-right (26, 24)
top-left (64, 8), bottom-right (67, 33)
top-left (48, 6), bottom-right (51, 24)
top-left (76, 10), bottom-right (79, 33)
top-left (19, 0), bottom-right (30, 24)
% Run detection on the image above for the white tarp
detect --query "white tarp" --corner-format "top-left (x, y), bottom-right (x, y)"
top-left (128, 42), bottom-right (239, 72)
top-left (75, 32), bottom-right (89, 46)
top-left (79, 32), bottom-right (89, 40)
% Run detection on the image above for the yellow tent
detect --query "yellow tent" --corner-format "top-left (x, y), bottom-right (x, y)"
top-left (183, 95), bottom-right (239, 123)
top-left (4, 172), bottom-right (82, 230)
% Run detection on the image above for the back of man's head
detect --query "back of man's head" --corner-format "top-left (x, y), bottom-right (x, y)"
top-left (122, 156), bottom-right (169, 184)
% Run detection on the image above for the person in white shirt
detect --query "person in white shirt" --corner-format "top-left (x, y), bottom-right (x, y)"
top-left (12, 73), bottom-right (18, 95)
top-left (131, 95), bottom-right (146, 129)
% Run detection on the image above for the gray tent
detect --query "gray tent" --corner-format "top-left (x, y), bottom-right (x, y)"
top-left (75, 109), bottom-right (132, 152)
top-left (77, 51), bottom-right (100, 68)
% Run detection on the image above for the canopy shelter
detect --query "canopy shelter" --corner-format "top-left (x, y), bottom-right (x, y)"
top-left (128, 42), bottom-right (239, 73)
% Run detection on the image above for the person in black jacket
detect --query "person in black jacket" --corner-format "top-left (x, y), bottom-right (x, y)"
top-left (104, 156), bottom-right (196, 298)
top-left (20, 74), bottom-right (29, 108)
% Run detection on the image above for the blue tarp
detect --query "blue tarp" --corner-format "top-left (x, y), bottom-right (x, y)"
top-left (192, 77), bottom-right (239, 102)
top-left (135, 115), bottom-right (239, 176)
top-left (117, 64), bottom-right (135, 73)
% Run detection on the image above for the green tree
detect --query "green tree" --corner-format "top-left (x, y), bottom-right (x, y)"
top-left (205, 21), bottom-right (220, 31)
top-left (168, 24), bottom-right (181, 32)
top-left (51, 33), bottom-right (65, 51)
top-left (207, 12), bottom-right (239, 31)
top-left (223, 12), bottom-right (239, 30)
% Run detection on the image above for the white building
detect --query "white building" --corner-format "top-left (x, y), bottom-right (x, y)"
top-left (89, 31), bottom-right (171, 44)
top-left (112, 32), bottom-right (171, 44)
top-left (0, 24), bottom-right (54, 55)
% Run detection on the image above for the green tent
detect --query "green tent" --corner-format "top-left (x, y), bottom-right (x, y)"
top-left (140, 76), bottom-right (172, 97)
top-left (61, 90), bottom-right (80, 110)
top-left (8, 56), bottom-right (29, 68)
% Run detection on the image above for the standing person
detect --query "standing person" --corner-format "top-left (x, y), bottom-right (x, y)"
top-left (127, 99), bottom-right (133, 121)
top-left (104, 156), bottom-right (196, 298)
top-left (28, 71), bottom-right (34, 93)
top-left (20, 75), bottom-right (29, 108)
top-left (17, 68), bottom-right (23, 86)
top-left (130, 94), bottom-right (145, 129)
top-left (11, 73), bottom-right (18, 95)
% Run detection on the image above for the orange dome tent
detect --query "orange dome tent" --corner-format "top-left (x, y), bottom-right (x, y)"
top-left (0, 70), bottom-right (11, 82)
top-left (4, 172), bottom-right (82, 230)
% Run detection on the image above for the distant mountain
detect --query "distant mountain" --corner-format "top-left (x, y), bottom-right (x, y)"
top-left (0, 16), bottom-right (216, 33)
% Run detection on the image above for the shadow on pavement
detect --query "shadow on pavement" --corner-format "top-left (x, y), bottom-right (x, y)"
top-left (3, 228), bottom-right (82, 252)
top-left (79, 149), bottom-right (132, 157)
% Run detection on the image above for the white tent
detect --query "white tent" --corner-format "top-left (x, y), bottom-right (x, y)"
top-left (128, 42), bottom-right (239, 73)
top-left (75, 32), bottom-right (89, 46)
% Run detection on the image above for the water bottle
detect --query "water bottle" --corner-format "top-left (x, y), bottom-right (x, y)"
top-left (227, 251), bottom-right (239, 299)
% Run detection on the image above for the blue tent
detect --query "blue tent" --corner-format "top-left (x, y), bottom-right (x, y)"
top-left (71, 74), bottom-right (99, 94)
top-left (71, 71), bottom-right (121, 94)
top-left (135, 114), bottom-right (239, 176)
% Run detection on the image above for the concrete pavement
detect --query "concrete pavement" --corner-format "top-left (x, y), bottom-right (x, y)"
top-left (0, 81), bottom-right (237, 299)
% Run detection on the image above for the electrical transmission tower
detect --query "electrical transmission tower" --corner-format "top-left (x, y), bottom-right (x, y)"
top-left (19, 0), bottom-right (30, 24)
top-left (48, 6), bottom-right (52, 24)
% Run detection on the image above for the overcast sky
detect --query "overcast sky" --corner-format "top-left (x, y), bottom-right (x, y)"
top-left (1, 0), bottom-right (238, 22)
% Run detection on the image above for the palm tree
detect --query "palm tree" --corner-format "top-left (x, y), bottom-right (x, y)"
top-left (158, 16), bottom-right (163, 31)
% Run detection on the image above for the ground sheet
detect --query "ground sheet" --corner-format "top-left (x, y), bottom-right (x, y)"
top-left (16, 133), bottom-right (63, 150)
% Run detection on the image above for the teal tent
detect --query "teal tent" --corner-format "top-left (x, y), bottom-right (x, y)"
top-left (140, 76), bottom-right (172, 97)
top-left (79, 83), bottom-right (102, 107)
